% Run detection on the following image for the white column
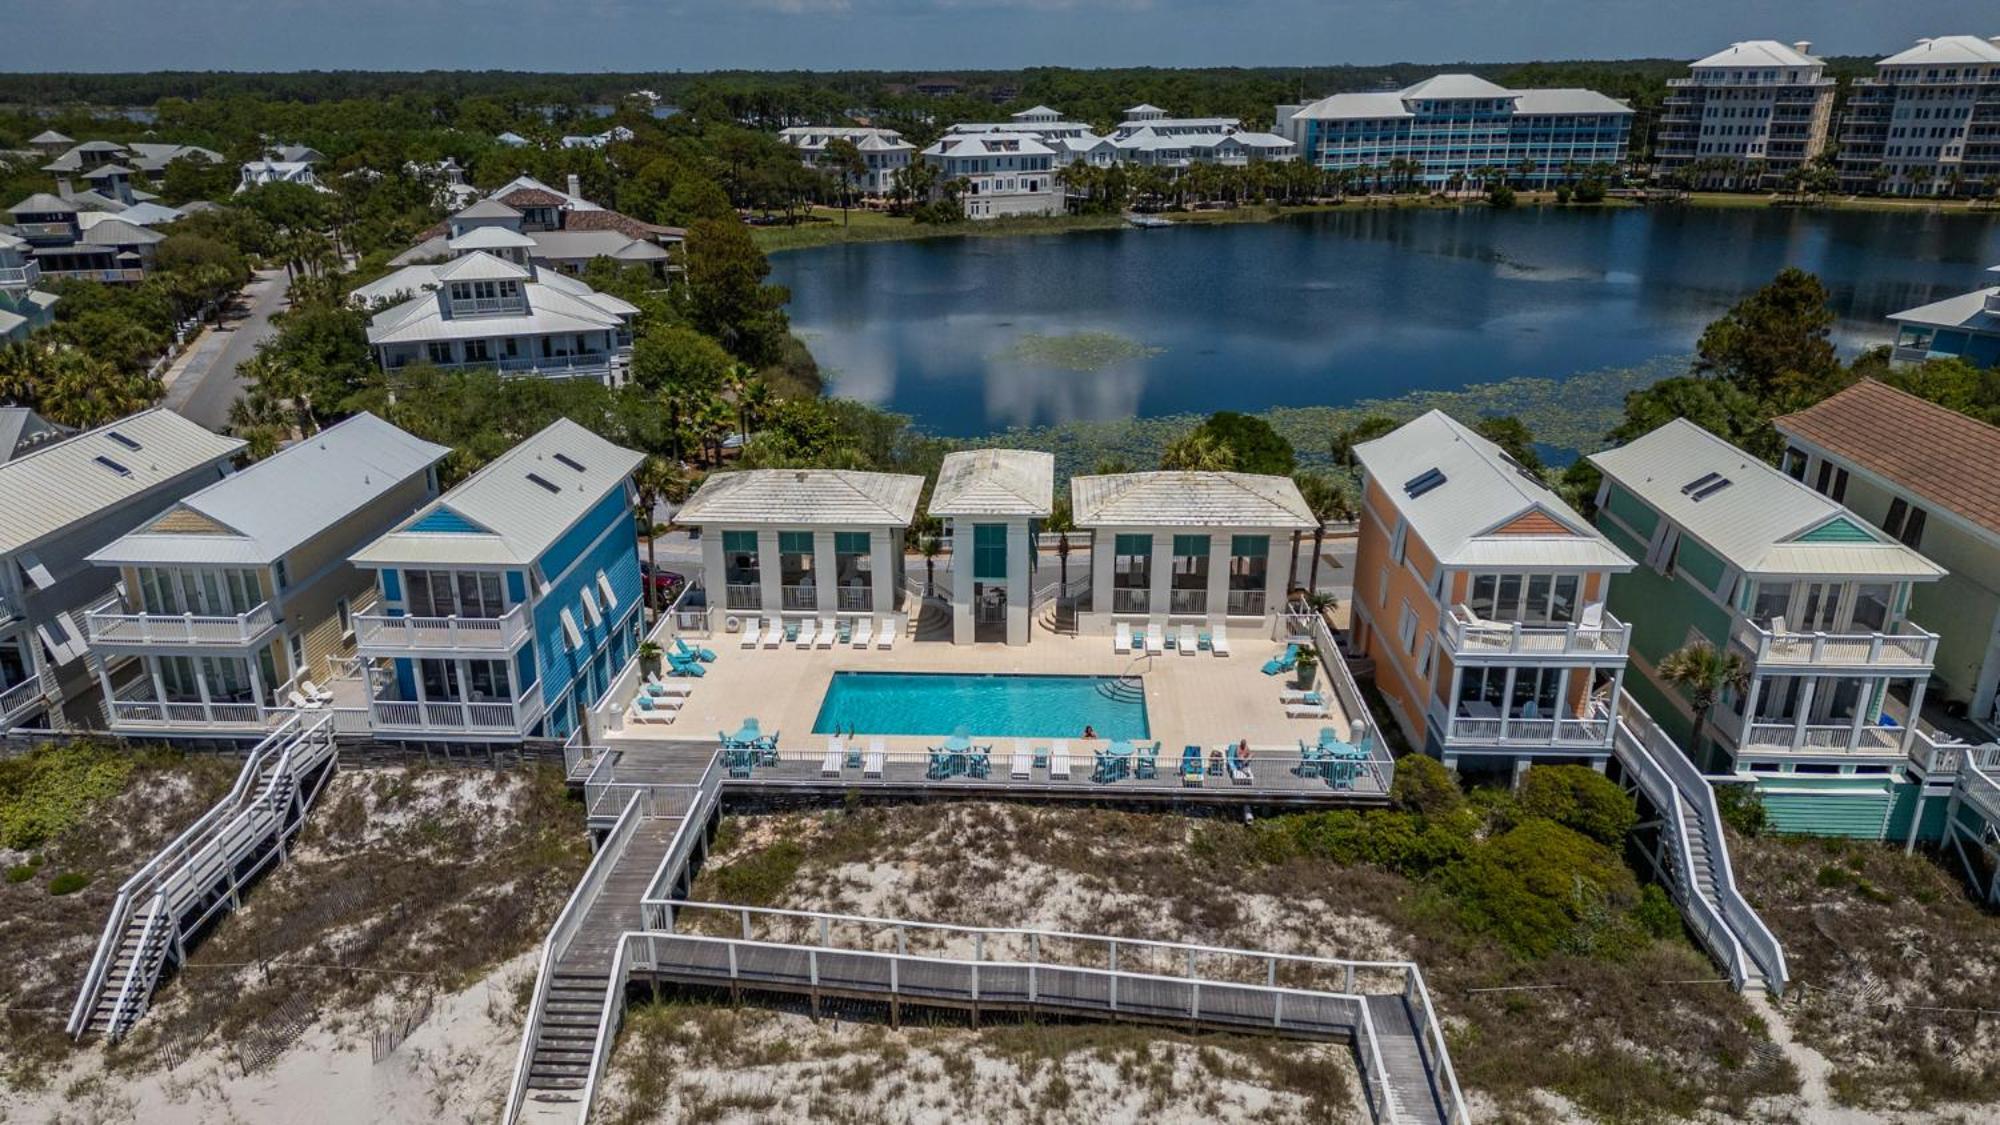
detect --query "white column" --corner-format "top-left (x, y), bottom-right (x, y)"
top-left (1090, 529), bottom-right (1114, 619)
top-left (1498, 666), bottom-right (1518, 741)
top-left (700, 528), bottom-right (725, 619)
top-left (813, 530), bottom-right (837, 620)
top-left (952, 521), bottom-right (975, 645)
top-left (1006, 520), bottom-right (1030, 646)
top-left (1262, 533), bottom-right (1288, 629)
top-left (1790, 678), bottom-right (1818, 750)
top-left (1901, 677), bottom-right (1927, 754)
top-left (1846, 679), bottom-right (1872, 752)
top-left (1149, 532), bottom-right (1172, 624)
top-left (1205, 534), bottom-right (1231, 629)
top-left (757, 530), bottom-right (782, 619)
top-left (870, 530), bottom-right (895, 626)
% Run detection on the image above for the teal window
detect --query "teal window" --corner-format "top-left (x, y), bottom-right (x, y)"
top-left (1230, 535), bottom-right (1269, 559)
top-left (834, 532), bottom-right (871, 554)
top-left (778, 531), bottom-right (814, 554)
top-left (722, 531), bottom-right (758, 554)
top-left (1115, 533), bottom-right (1153, 557)
top-left (973, 524), bottom-right (1008, 581)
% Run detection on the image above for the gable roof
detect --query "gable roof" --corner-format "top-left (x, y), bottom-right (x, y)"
top-left (677, 469), bottom-right (924, 527)
top-left (10, 192), bottom-right (77, 215)
top-left (0, 409), bottom-right (244, 556)
top-left (1069, 471), bottom-right (1315, 529)
top-left (1880, 35), bottom-right (2000, 67)
top-left (1774, 379), bottom-right (2000, 541)
top-left (454, 197), bottom-right (522, 221)
top-left (434, 249), bottom-right (531, 282)
top-left (1692, 40), bottom-right (1823, 69)
top-left (1354, 410), bottom-right (1631, 569)
top-left (0, 407), bottom-right (71, 463)
top-left (929, 449), bottom-right (1054, 518)
top-left (351, 419), bottom-right (643, 568)
top-left (1401, 74), bottom-right (1515, 101)
top-left (89, 413), bottom-right (447, 567)
top-left (1589, 418), bottom-right (1944, 579)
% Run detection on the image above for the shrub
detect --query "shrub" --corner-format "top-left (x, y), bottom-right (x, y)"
top-left (1634, 884), bottom-right (1682, 940)
top-left (1515, 766), bottom-right (1638, 846)
top-left (4, 863), bottom-right (33, 883)
top-left (1390, 754), bottom-right (1463, 816)
top-left (1247, 808), bottom-right (1474, 876)
top-left (1487, 183), bottom-right (1517, 209)
top-left (1713, 783), bottom-right (1767, 837)
top-left (1575, 177), bottom-right (1608, 204)
top-left (47, 871), bottom-right (89, 896)
top-left (1442, 820), bottom-right (1639, 958)
top-left (1554, 185), bottom-right (1573, 205)
top-left (0, 745), bottom-right (136, 849)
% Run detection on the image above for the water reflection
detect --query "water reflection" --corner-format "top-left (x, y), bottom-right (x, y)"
top-left (771, 207), bottom-right (2000, 436)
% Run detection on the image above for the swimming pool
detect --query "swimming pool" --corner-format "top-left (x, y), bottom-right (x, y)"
top-left (811, 672), bottom-right (1150, 741)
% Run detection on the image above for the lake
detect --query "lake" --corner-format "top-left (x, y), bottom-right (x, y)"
top-left (770, 206), bottom-right (2000, 437)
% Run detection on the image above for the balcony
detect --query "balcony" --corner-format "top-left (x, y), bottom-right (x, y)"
top-left (1427, 697), bottom-right (1615, 750)
top-left (447, 296), bottom-right (529, 318)
top-left (781, 585), bottom-right (817, 612)
top-left (1737, 719), bottom-right (1904, 756)
top-left (723, 583), bottom-right (762, 611)
top-left (0, 263), bottom-right (42, 288)
top-left (1168, 588), bottom-right (1207, 615)
top-left (108, 696), bottom-right (284, 733)
top-left (392, 351), bottom-right (620, 382)
top-left (0, 672), bottom-right (52, 726)
top-left (1111, 587), bottom-right (1150, 615)
top-left (1730, 618), bottom-right (1938, 670)
top-left (355, 602), bottom-right (531, 653)
top-left (13, 221), bottom-right (75, 241)
top-left (368, 693), bottom-right (545, 736)
top-left (1226, 589), bottom-right (1267, 617)
top-left (1441, 606), bottom-right (1630, 660)
top-left (41, 267), bottom-right (146, 284)
top-left (86, 602), bottom-right (277, 648)
top-left (835, 586), bottom-right (873, 613)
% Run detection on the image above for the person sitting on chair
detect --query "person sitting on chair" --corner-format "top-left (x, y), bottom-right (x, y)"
top-left (1237, 739), bottom-right (1252, 764)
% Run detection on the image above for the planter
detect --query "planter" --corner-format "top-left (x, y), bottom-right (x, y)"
top-left (1294, 663), bottom-right (1319, 692)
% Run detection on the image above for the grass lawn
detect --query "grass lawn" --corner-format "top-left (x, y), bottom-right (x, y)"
top-left (752, 207), bottom-right (1125, 253)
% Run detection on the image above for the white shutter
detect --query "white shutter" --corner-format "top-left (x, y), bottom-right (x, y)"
top-left (559, 607), bottom-right (584, 650)
top-left (596, 572), bottom-right (617, 610)
top-left (17, 551), bottom-right (55, 590)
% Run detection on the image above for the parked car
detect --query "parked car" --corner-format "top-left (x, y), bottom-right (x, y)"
top-left (640, 561), bottom-right (685, 599)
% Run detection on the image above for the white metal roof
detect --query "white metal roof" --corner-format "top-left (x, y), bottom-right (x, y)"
top-left (434, 250), bottom-right (531, 283)
top-left (1354, 410), bottom-right (1630, 570)
top-left (1401, 74), bottom-right (1514, 101)
top-left (923, 134), bottom-right (1058, 158)
top-left (929, 449), bottom-right (1054, 518)
top-left (1069, 472), bottom-right (1315, 529)
top-left (0, 409), bottom-right (244, 556)
top-left (1691, 40), bottom-right (1823, 69)
top-left (678, 469), bottom-right (924, 527)
top-left (352, 419), bottom-right (643, 568)
top-left (1293, 77), bottom-right (1630, 121)
top-left (453, 197), bottom-right (522, 221)
top-left (1879, 35), bottom-right (2000, 67)
top-left (9, 192), bottom-right (77, 214)
top-left (1588, 418), bottom-right (1944, 579)
top-left (364, 268), bottom-right (632, 346)
top-left (89, 413), bottom-right (448, 567)
top-left (1888, 286), bottom-right (2000, 333)
top-left (446, 226), bottom-right (535, 252)
top-left (1513, 89), bottom-right (1635, 116)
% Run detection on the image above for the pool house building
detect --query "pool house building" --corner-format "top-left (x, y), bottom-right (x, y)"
top-left (1590, 419), bottom-right (1954, 835)
top-left (0, 411), bottom-right (243, 735)
top-left (928, 449), bottom-right (1054, 646)
top-left (1068, 471), bottom-right (1312, 639)
top-left (86, 414), bottom-right (448, 739)
top-left (678, 469), bottom-right (923, 640)
top-left (1351, 411), bottom-right (1636, 778)
top-left (349, 420), bottom-right (645, 743)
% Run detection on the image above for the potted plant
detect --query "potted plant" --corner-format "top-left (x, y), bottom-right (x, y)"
top-left (1294, 646), bottom-right (1319, 692)
top-left (638, 641), bottom-right (664, 677)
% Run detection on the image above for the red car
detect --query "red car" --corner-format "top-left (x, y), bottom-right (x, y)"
top-left (640, 562), bottom-right (685, 598)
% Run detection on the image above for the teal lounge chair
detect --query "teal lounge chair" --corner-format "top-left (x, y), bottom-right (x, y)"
top-left (675, 637), bottom-right (717, 663)
top-left (1262, 644), bottom-right (1300, 676)
top-left (668, 655), bottom-right (705, 677)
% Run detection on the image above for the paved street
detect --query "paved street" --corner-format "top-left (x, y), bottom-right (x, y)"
top-left (159, 268), bottom-right (292, 432)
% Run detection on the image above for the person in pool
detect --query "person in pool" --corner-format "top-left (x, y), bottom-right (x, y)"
top-left (1081, 724), bottom-right (1097, 740)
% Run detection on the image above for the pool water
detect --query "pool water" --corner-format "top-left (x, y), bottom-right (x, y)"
top-left (812, 672), bottom-right (1149, 741)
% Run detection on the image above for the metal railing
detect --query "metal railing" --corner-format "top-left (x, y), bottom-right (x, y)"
top-left (0, 263), bottom-right (42, 287)
top-left (0, 674), bottom-right (49, 724)
top-left (1226, 588), bottom-right (1267, 617)
top-left (781, 585), bottom-right (817, 612)
top-left (368, 694), bottom-right (540, 734)
top-left (835, 587), bottom-right (873, 612)
top-left (1732, 618), bottom-right (1937, 668)
top-left (42, 266), bottom-right (146, 283)
top-left (86, 602), bottom-right (276, 647)
top-left (1738, 720), bottom-right (1903, 755)
top-left (109, 698), bottom-right (279, 730)
top-left (446, 296), bottom-right (527, 317)
top-left (1168, 588), bottom-right (1207, 615)
top-left (1111, 587), bottom-right (1150, 614)
top-left (1282, 612), bottom-right (1396, 794)
top-left (723, 583), bottom-right (761, 611)
top-left (1441, 605), bottom-right (1630, 658)
top-left (1427, 697), bottom-right (1616, 750)
top-left (1960, 758), bottom-right (2000, 821)
top-left (353, 602), bottom-right (530, 652)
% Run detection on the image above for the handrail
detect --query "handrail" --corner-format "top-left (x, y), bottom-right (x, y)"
top-left (1287, 612), bottom-right (1397, 795)
top-left (1355, 998), bottom-right (1391, 1123)
top-left (1403, 967), bottom-right (1470, 1124)
top-left (501, 789), bottom-right (647, 1125)
top-left (639, 757), bottom-right (725, 928)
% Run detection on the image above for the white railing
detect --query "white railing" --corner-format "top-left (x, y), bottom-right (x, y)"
top-left (0, 675), bottom-right (48, 723)
top-left (368, 694), bottom-right (539, 734)
top-left (835, 587), bottom-right (873, 612)
top-left (1442, 605), bottom-right (1630, 658)
top-left (1732, 618), bottom-right (1938, 668)
top-left (1111, 587), bottom-right (1150, 614)
top-left (1283, 612), bottom-right (1396, 794)
top-left (1961, 759), bottom-right (2000, 821)
top-left (723, 583), bottom-right (762, 611)
top-left (780, 584), bottom-right (817, 612)
top-left (1225, 588), bottom-right (1266, 617)
top-left (1615, 692), bottom-right (1788, 994)
top-left (1168, 588), bottom-right (1207, 615)
top-left (446, 296), bottom-right (527, 317)
top-left (1427, 696), bottom-right (1616, 750)
top-left (86, 602), bottom-right (276, 647)
top-left (42, 267), bottom-right (146, 283)
top-left (0, 263), bottom-right (41, 287)
top-left (1740, 721), bottom-right (1902, 755)
top-left (109, 698), bottom-right (280, 730)
top-left (353, 602), bottom-right (529, 652)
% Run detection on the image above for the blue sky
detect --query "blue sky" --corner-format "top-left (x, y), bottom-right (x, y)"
top-left (3, 0), bottom-right (1994, 72)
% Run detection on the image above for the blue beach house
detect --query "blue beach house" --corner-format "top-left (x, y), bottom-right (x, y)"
top-left (348, 420), bottom-right (645, 741)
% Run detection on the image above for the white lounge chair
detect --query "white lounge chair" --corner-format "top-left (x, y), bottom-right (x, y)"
top-left (645, 675), bottom-right (695, 697)
top-left (300, 678), bottom-right (335, 704)
top-left (740, 619), bottom-right (761, 648)
top-left (1050, 740), bottom-right (1071, 780)
top-left (1211, 626), bottom-right (1231, 656)
top-left (1286, 701), bottom-right (1331, 719)
top-left (877, 618), bottom-right (896, 649)
top-left (1279, 688), bottom-right (1324, 704)
top-left (1114, 622), bottom-right (1132, 654)
top-left (1011, 740), bottom-right (1032, 780)
top-left (630, 698), bottom-right (677, 724)
top-left (1145, 623), bottom-right (1165, 655)
top-left (822, 736), bottom-right (844, 777)
top-left (1177, 624), bottom-right (1198, 656)
top-left (763, 616), bottom-right (785, 649)
top-left (816, 618), bottom-right (837, 648)
top-left (286, 690), bottom-right (323, 711)
top-left (852, 618), bottom-right (874, 648)
top-left (794, 619), bottom-right (817, 649)
top-left (864, 736), bottom-right (886, 778)
top-left (1227, 750), bottom-right (1254, 786)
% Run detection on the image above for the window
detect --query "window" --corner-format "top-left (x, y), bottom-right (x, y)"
top-left (1852, 584), bottom-right (1893, 633)
top-left (274, 560), bottom-right (289, 590)
top-left (559, 607), bottom-right (584, 650)
top-left (465, 659), bottom-right (510, 702)
top-left (1397, 602), bottom-right (1418, 654)
top-left (1417, 636), bottom-right (1434, 681)
top-left (973, 525), bottom-right (1009, 582)
top-left (1390, 520), bottom-right (1408, 566)
top-left (1884, 498), bottom-right (1927, 549)
top-left (1780, 448), bottom-right (1809, 481)
top-left (287, 632), bottom-right (305, 675)
top-left (1750, 581), bottom-right (1792, 626)
top-left (337, 597), bottom-right (353, 641)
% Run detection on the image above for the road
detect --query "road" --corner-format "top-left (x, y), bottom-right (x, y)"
top-left (159, 268), bottom-right (292, 432)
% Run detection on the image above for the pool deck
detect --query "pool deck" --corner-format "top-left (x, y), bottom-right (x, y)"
top-left (609, 629), bottom-right (1355, 760)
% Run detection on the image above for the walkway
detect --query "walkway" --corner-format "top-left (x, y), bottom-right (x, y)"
top-left (159, 268), bottom-right (291, 431)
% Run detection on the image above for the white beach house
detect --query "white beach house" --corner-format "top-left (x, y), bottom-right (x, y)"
top-left (928, 449), bottom-right (1055, 646)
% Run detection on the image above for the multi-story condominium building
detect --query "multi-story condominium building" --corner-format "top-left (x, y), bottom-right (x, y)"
top-left (1883, 262), bottom-right (2000, 368)
top-left (1655, 40), bottom-right (1836, 187)
top-left (1776, 379), bottom-right (2000, 727)
top-left (348, 420), bottom-right (644, 743)
top-left (0, 229), bottom-right (57, 342)
top-left (357, 246), bottom-right (640, 386)
top-left (921, 133), bottom-right (1064, 218)
top-left (1069, 470), bottom-right (1313, 637)
top-left (1837, 35), bottom-right (2000, 195)
top-left (1591, 419), bottom-right (1952, 834)
top-left (928, 450), bottom-right (1054, 646)
top-left (776, 126), bottom-right (916, 195)
top-left (389, 174), bottom-right (680, 276)
top-left (1350, 412), bottom-right (1635, 778)
top-left (678, 468), bottom-right (923, 639)
top-left (5, 192), bottom-right (164, 284)
top-left (946, 106), bottom-right (1122, 172)
top-left (1108, 104), bottom-right (1296, 168)
top-left (1276, 74), bottom-right (1634, 189)
top-left (86, 414), bottom-right (448, 740)
top-left (0, 410), bottom-right (243, 735)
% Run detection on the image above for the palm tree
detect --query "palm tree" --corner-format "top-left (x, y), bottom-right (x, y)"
top-left (633, 456), bottom-right (689, 613)
top-left (1658, 641), bottom-right (1751, 740)
top-left (1292, 471), bottom-right (1350, 598)
top-left (1158, 430), bottom-right (1235, 471)
top-left (1046, 496), bottom-right (1077, 596)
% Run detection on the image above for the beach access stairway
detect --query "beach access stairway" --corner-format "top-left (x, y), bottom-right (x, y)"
top-left (1612, 691), bottom-right (1789, 995)
top-left (68, 713), bottom-right (339, 1042)
top-left (1945, 755), bottom-right (2000, 905)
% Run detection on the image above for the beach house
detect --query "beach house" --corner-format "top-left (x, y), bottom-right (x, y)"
top-left (927, 449), bottom-right (1054, 646)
